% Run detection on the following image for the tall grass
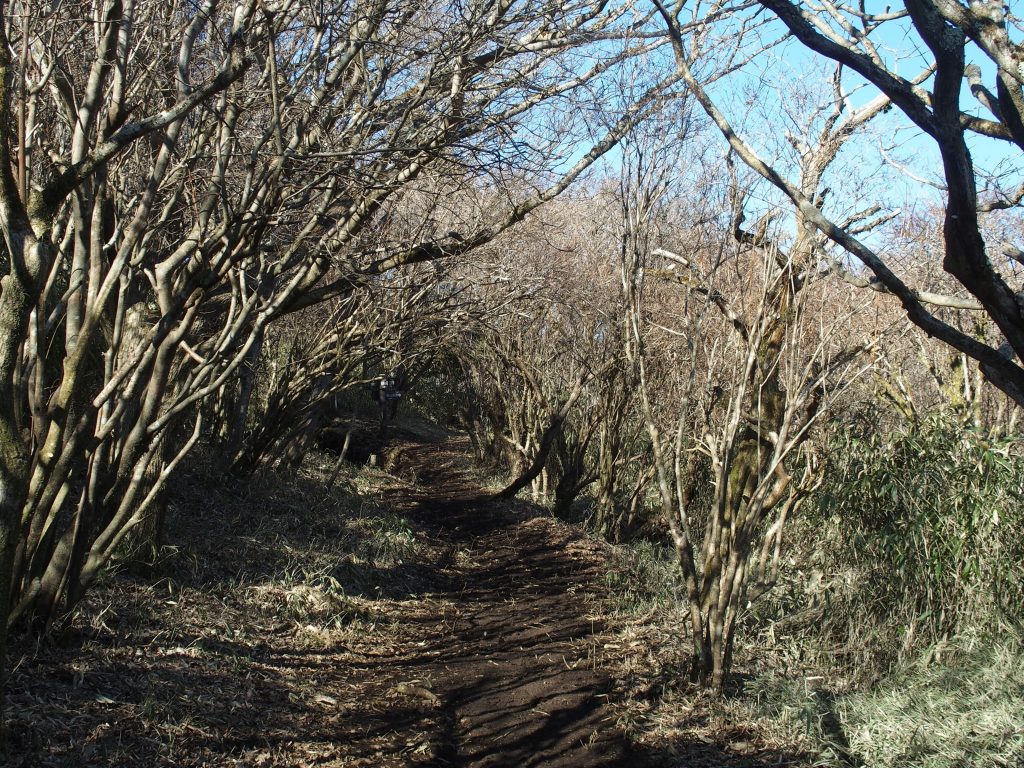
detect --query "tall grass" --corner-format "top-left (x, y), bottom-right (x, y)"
top-left (841, 634), bottom-right (1024, 768)
top-left (737, 414), bottom-right (1024, 767)
top-left (795, 415), bottom-right (1024, 674)
top-left (744, 634), bottom-right (1024, 768)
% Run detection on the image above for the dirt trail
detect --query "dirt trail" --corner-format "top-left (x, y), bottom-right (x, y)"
top-left (6, 433), bottom-right (805, 767)
top-left (385, 438), bottom-right (647, 767)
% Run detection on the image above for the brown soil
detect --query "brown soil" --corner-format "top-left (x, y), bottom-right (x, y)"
top-left (4, 432), bottom-right (809, 767)
top-left (392, 440), bottom-right (643, 767)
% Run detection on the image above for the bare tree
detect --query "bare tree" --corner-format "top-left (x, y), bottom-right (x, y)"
top-left (616, 91), bottom-right (878, 688)
top-left (657, 0), bottom-right (1024, 405)
top-left (0, 0), bottom-right (689, 732)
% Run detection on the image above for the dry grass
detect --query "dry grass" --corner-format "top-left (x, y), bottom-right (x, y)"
top-left (598, 533), bottom-right (1024, 768)
top-left (839, 633), bottom-right (1024, 767)
top-left (4, 443), bottom-right (452, 767)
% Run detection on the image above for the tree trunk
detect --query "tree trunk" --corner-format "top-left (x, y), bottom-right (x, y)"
top-left (494, 414), bottom-right (565, 500)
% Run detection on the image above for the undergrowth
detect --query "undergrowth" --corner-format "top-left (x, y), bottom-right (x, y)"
top-left (744, 633), bottom-right (1024, 768)
top-left (603, 538), bottom-right (682, 616)
top-left (800, 416), bottom-right (1024, 674)
top-left (150, 445), bottom-right (436, 639)
top-left (4, 433), bottom-right (451, 767)
top-left (600, 414), bottom-right (1024, 768)
top-left (842, 633), bottom-right (1024, 767)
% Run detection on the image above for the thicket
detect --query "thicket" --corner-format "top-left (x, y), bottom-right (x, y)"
top-left (802, 415), bottom-right (1024, 672)
top-left (588, 404), bottom-right (1024, 767)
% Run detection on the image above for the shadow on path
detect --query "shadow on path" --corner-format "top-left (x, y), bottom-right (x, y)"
top-left (4, 432), bottom-right (808, 767)
top-left (379, 436), bottom-right (811, 767)
top-left (386, 438), bottom-right (643, 767)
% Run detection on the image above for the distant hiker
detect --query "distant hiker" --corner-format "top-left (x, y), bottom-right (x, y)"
top-left (374, 374), bottom-right (402, 437)
top-left (389, 366), bottom-right (409, 417)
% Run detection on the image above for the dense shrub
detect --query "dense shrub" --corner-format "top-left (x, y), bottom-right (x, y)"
top-left (799, 415), bottom-right (1024, 673)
